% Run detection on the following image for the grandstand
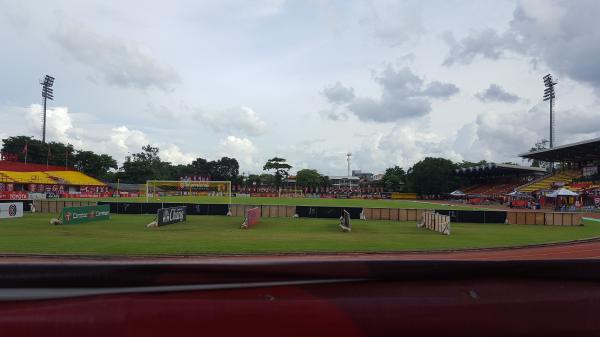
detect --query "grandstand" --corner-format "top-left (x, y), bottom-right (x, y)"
top-left (0, 161), bottom-right (108, 197)
top-left (456, 163), bottom-right (546, 198)
top-left (519, 138), bottom-right (600, 194)
top-left (46, 171), bottom-right (105, 186)
top-left (0, 171), bottom-right (57, 185)
top-left (518, 170), bottom-right (580, 193)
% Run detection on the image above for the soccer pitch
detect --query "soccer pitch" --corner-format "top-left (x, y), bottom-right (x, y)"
top-left (64, 195), bottom-right (481, 210)
top-left (0, 214), bottom-right (598, 255)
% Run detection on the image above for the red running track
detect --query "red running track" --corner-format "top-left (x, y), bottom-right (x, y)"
top-left (2, 239), bottom-right (600, 264)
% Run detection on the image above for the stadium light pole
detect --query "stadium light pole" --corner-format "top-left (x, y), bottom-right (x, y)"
top-left (543, 74), bottom-right (556, 149)
top-left (346, 153), bottom-right (352, 177)
top-left (40, 75), bottom-right (55, 143)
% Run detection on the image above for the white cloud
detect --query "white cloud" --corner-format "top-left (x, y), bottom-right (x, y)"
top-left (475, 84), bottom-right (521, 103)
top-left (160, 145), bottom-right (196, 165)
top-left (194, 106), bottom-right (267, 136)
top-left (53, 20), bottom-right (180, 91)
top-left (26, 104), bottom-right (73, 143)
top-left (325, 65), bottom-right (459, 122)
top-left (321, 82), bottom-right (355, 104)
top-left (363, 1), bottom-right (425, 46)
top-left (109, 126), bottom-right (150, 157)
top-left (219, 136), bottom-right (259, 172)
top-left (443, 0), bottom-right (600, 93)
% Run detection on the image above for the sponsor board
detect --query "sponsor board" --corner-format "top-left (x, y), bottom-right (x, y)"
top-left (28, 193), bottom-right (46, 200)
top-left (60, 205), bottom-right (110, 224)
top-left (380, 192), bottom-right (392, 199)
top-left (391, 192), bottom-right (417, 200)
top-left (246, 207), bottom-right (260, 227)
top-left (157, 206), bottom-right (187, 226)
top-left (0, 202), bottom-right (23, 219)
top-left (0, 192), bottom-right (29, 200)
top-left (46, 192), bottom-right (60, 199)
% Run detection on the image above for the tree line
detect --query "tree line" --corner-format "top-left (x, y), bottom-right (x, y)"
top-left (1, 135), bottom-right (542, 195)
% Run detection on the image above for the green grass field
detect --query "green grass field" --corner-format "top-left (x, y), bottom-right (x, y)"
top-left (64, 195), bottom-right (480, 210)
top-left (0, 214), bottom-right (598, 255)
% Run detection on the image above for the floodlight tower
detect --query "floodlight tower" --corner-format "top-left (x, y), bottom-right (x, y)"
top-left (346, 153), bottom-right (352, 177)
top-left (40, 75), bottom-right (55, 143)
top-left (543, 74), bottom-right (556, 148)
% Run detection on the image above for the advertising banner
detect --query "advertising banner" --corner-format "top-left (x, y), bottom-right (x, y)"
top-left (28, 193), bottom-right (46, 200)
top-left (46, 192), bottom-right (59, 199)
top-left (60, 205), bottom-right (110, 224)
top-left (157, 206), bottom-right (187, 226)
top-left (246, 207), bottom-right (260, 227)
top-left (0, 192), bottom-right (29, 200)
top-left (0, 202), bottom-right (23, 219)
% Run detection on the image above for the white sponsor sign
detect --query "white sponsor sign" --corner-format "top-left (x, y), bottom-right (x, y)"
top-left (28, 193), bottom-right (46, 200)
top-left (0, 202), bottom-right (23, 219)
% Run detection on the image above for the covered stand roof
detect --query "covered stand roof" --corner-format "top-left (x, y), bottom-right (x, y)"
top-left (455, 162), bottom-right (546, 176)
top-left (519, 137), bottom-right (600, 163)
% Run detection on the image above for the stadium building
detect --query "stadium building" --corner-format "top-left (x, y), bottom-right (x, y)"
top-left (518, 137), bottom-right (600, 209)
top-left (455, 163), bottom-right (546, 203)
top-left (0, 161), bottom-right (108, 200)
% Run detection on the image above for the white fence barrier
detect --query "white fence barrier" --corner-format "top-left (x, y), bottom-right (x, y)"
top-left (417, 211), bottom-right (451, 235)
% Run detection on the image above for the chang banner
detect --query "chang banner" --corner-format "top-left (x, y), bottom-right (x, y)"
top-left (157, 206), bottom-right (187, 226)
top-left (60, 205), bottom-right (110, 224)
top-left (0, 202), bottom-right (23, 219)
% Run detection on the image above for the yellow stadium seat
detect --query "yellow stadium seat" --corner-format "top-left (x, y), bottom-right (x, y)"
top-left (0, 171), bottom-right (57, 184)
top-left (518, 170), bottom-right (581, 193)
top-left (46, 171), bottom-right (105, 186)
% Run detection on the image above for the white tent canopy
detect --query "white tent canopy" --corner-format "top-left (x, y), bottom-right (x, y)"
top-left (449, 190), bottom-right (466, 197)
top-left (547, 188), bottom-right (578, 198)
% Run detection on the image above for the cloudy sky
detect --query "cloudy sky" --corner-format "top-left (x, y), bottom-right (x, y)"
top-left (1, 0), bottom-right (599, 175)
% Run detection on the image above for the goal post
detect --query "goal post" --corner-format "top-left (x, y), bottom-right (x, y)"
top-left (145, 180), bottom-right (232, 205)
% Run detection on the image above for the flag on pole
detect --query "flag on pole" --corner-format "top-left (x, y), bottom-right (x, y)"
top-left (47, 146), bottom-right (52, 168)
top-left (22, 143), bottom-right (28, 165)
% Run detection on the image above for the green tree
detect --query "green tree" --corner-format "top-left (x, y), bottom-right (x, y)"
top-left (407, 157), bottom-right (459, 196)
top-left (72, 150), bottom-right (117, 180)
top-left (296, 169), bottom-right (322, 188)
top-left (1, 136), bottom-right (76, 167)
top-left (263, 157), bottom-right (292, 188)
top-left (528, 139), bottom-right (550, 168)
top-left (320, 175), bottom-right (330, 188)
top-left (189, 157), bottom-right (213, 177)
top-left (455, 160), bottom-right (488, 169)
top-left (259, 173), bottom-right (276, 187)
top-left (118, 145), bottom-right (173, 183)
top-left (381, 166), bottom-right (406, 192)
top-left (245, 174), bottom-right (261, 187)
top-left (211, 157), bottom-right (239, 181)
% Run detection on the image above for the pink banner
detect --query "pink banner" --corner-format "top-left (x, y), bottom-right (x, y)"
top-left (246, 207), bottom-right (260, 227)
